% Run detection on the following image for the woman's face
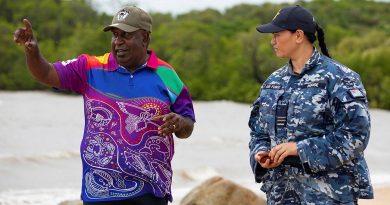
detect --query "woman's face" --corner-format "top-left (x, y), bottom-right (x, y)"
top-left (270, 30), bottom-right (297, 58)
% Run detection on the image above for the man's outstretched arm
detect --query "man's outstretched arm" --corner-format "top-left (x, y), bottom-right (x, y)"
top-left (14, 19), bottom-right (60, 87)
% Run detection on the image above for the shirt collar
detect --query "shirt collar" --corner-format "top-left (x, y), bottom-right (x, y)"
top-left (146, 50), bottom-right (158, 69)
top-left (107, 50), bottom-right (158, 72)
top-left (287, 48), bottom-right (322, 76)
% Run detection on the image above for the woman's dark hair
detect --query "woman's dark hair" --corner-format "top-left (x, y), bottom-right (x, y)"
top-left (289, 24), bottom-right (331, 58)
top-left (305, 24), bottom-right (331, 58)
top-left (314, 24), bottom-right (331, 58)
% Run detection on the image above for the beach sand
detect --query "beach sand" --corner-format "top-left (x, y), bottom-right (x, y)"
top-left (359, 186), bottom-right (390, 205)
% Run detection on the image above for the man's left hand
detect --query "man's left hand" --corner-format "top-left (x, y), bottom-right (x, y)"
top-left (153, 113), bottom-right (194, 138)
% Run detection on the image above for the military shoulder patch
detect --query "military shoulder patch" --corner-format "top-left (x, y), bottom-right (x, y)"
top-left (341, 77), bottom-right (355, 88)
top-left (348, 89), bottom-right (365, 99)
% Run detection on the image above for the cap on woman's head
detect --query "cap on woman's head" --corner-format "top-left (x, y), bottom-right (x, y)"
top-left (103, 6), bottom-right (152, 33)
top-left (256, 5), bottom-right (316, 34)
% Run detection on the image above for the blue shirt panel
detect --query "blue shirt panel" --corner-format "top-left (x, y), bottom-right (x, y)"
top-left (87, 67), bottom-right (170, 104)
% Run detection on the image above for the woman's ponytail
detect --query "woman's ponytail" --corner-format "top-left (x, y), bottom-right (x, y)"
top-left (315, 24), bottom-right (331, 58)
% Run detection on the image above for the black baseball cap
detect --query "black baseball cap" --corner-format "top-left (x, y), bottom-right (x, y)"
top-left (256, 5), bottom-right (316, 34)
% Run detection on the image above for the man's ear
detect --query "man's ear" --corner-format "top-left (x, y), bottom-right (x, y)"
top-left (142, 31), bottom-right (150, 46)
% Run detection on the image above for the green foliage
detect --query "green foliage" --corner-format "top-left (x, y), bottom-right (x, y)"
top-left (57, 23), bottom-right (111, 59)
top-left (0, 19), bottom-right (38, 90)
top-left (333, 30), bottom-right (390, 108)
top-left (0, 0), bottom-right (111, 90)
top-left (1, 0), bottom-right (390, 109)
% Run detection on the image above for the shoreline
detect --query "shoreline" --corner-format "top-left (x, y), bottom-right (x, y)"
top-left (1, 91), bottom-right (390, 205)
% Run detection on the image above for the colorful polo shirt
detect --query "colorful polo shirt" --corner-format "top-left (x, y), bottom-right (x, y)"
top-left (53, 50), bottom-right (195, 202)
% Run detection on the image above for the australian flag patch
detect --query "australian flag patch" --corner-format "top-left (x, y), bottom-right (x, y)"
top-left (349, 89), bottom-right (365, 99)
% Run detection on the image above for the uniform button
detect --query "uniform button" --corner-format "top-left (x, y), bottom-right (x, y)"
top-left (130, 75), bottom-right (134, 78)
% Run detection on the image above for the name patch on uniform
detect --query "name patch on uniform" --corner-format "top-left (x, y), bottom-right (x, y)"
top-left (349, 89), bottom-right (365, 99)
top-left (262, 84), bottom-right (282, 90)
top-left (301, 81), bottom-right (326, 89)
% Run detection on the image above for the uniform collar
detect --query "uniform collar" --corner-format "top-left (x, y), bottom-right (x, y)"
top-left (287, 48), bottom-right (322, 76)
top-left (107, 50), bottom-right (158, 71)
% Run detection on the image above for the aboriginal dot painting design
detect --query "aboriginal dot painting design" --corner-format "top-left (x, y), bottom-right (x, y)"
top-left (82, 96), bottom-right (174, 198)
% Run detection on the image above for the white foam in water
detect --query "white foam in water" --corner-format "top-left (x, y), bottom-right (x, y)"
top-left (370, 174), bottom-right (390, 186)
top-left (0, 188), bottom-right (80, 205)
top-left (0, 151), bottom-right (80, 163)
top-left (181, 166), bottom-right (220, 181)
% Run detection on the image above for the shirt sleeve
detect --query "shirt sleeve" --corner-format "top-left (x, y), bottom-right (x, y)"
top-left (248, 96), bottom-right (271, 183)
top-left (171, 85), bottom-right (196, 122)
top-left (297, 76), bottom-right (370, 173)
top-left (52, 55), bottom-right (88, 94)
top-left (155, 63), bottom-right (195, 122)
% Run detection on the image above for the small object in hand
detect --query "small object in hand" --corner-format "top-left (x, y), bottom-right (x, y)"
top-left (260, 156), bottom-right (272, 164)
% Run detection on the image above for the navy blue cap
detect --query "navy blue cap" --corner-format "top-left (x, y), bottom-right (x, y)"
top-left (256, 5), bottom-right (316, 34)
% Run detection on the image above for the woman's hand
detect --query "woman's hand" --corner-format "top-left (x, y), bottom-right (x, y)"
top-left (269, 142), bottom-right (298, 164)
top-left (255, 151), bottom-right (282, 168)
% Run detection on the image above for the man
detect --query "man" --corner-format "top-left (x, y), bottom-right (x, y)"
top-left (14, 6), bottom-right (195, 205)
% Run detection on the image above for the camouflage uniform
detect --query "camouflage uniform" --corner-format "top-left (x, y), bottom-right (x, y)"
top-left (249, 49), bottom-right (373, 204)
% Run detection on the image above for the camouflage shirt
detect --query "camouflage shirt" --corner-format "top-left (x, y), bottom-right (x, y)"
top-left (249, 49), bottom-right (373, 203)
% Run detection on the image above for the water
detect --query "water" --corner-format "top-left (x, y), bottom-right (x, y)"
top-left (1, 91), bottom-right (389, 204)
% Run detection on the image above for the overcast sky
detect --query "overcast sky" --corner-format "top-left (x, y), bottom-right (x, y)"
top-left (91, 0), bottom-right (297, 15)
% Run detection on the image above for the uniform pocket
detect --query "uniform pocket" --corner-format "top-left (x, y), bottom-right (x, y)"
top-left (291, 87), bottom-right (328, 131)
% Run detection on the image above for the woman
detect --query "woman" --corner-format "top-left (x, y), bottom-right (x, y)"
top-left (249, 5), bottom-right (373, 204)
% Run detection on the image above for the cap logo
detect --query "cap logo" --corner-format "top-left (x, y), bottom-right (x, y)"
top-left (117, 10), bottom-right (129, 21)
top-left (273, 9), bottom-right (281, 20)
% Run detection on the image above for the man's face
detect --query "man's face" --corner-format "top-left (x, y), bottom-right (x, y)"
top-left (110, 28), bottom-right (148, 69)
